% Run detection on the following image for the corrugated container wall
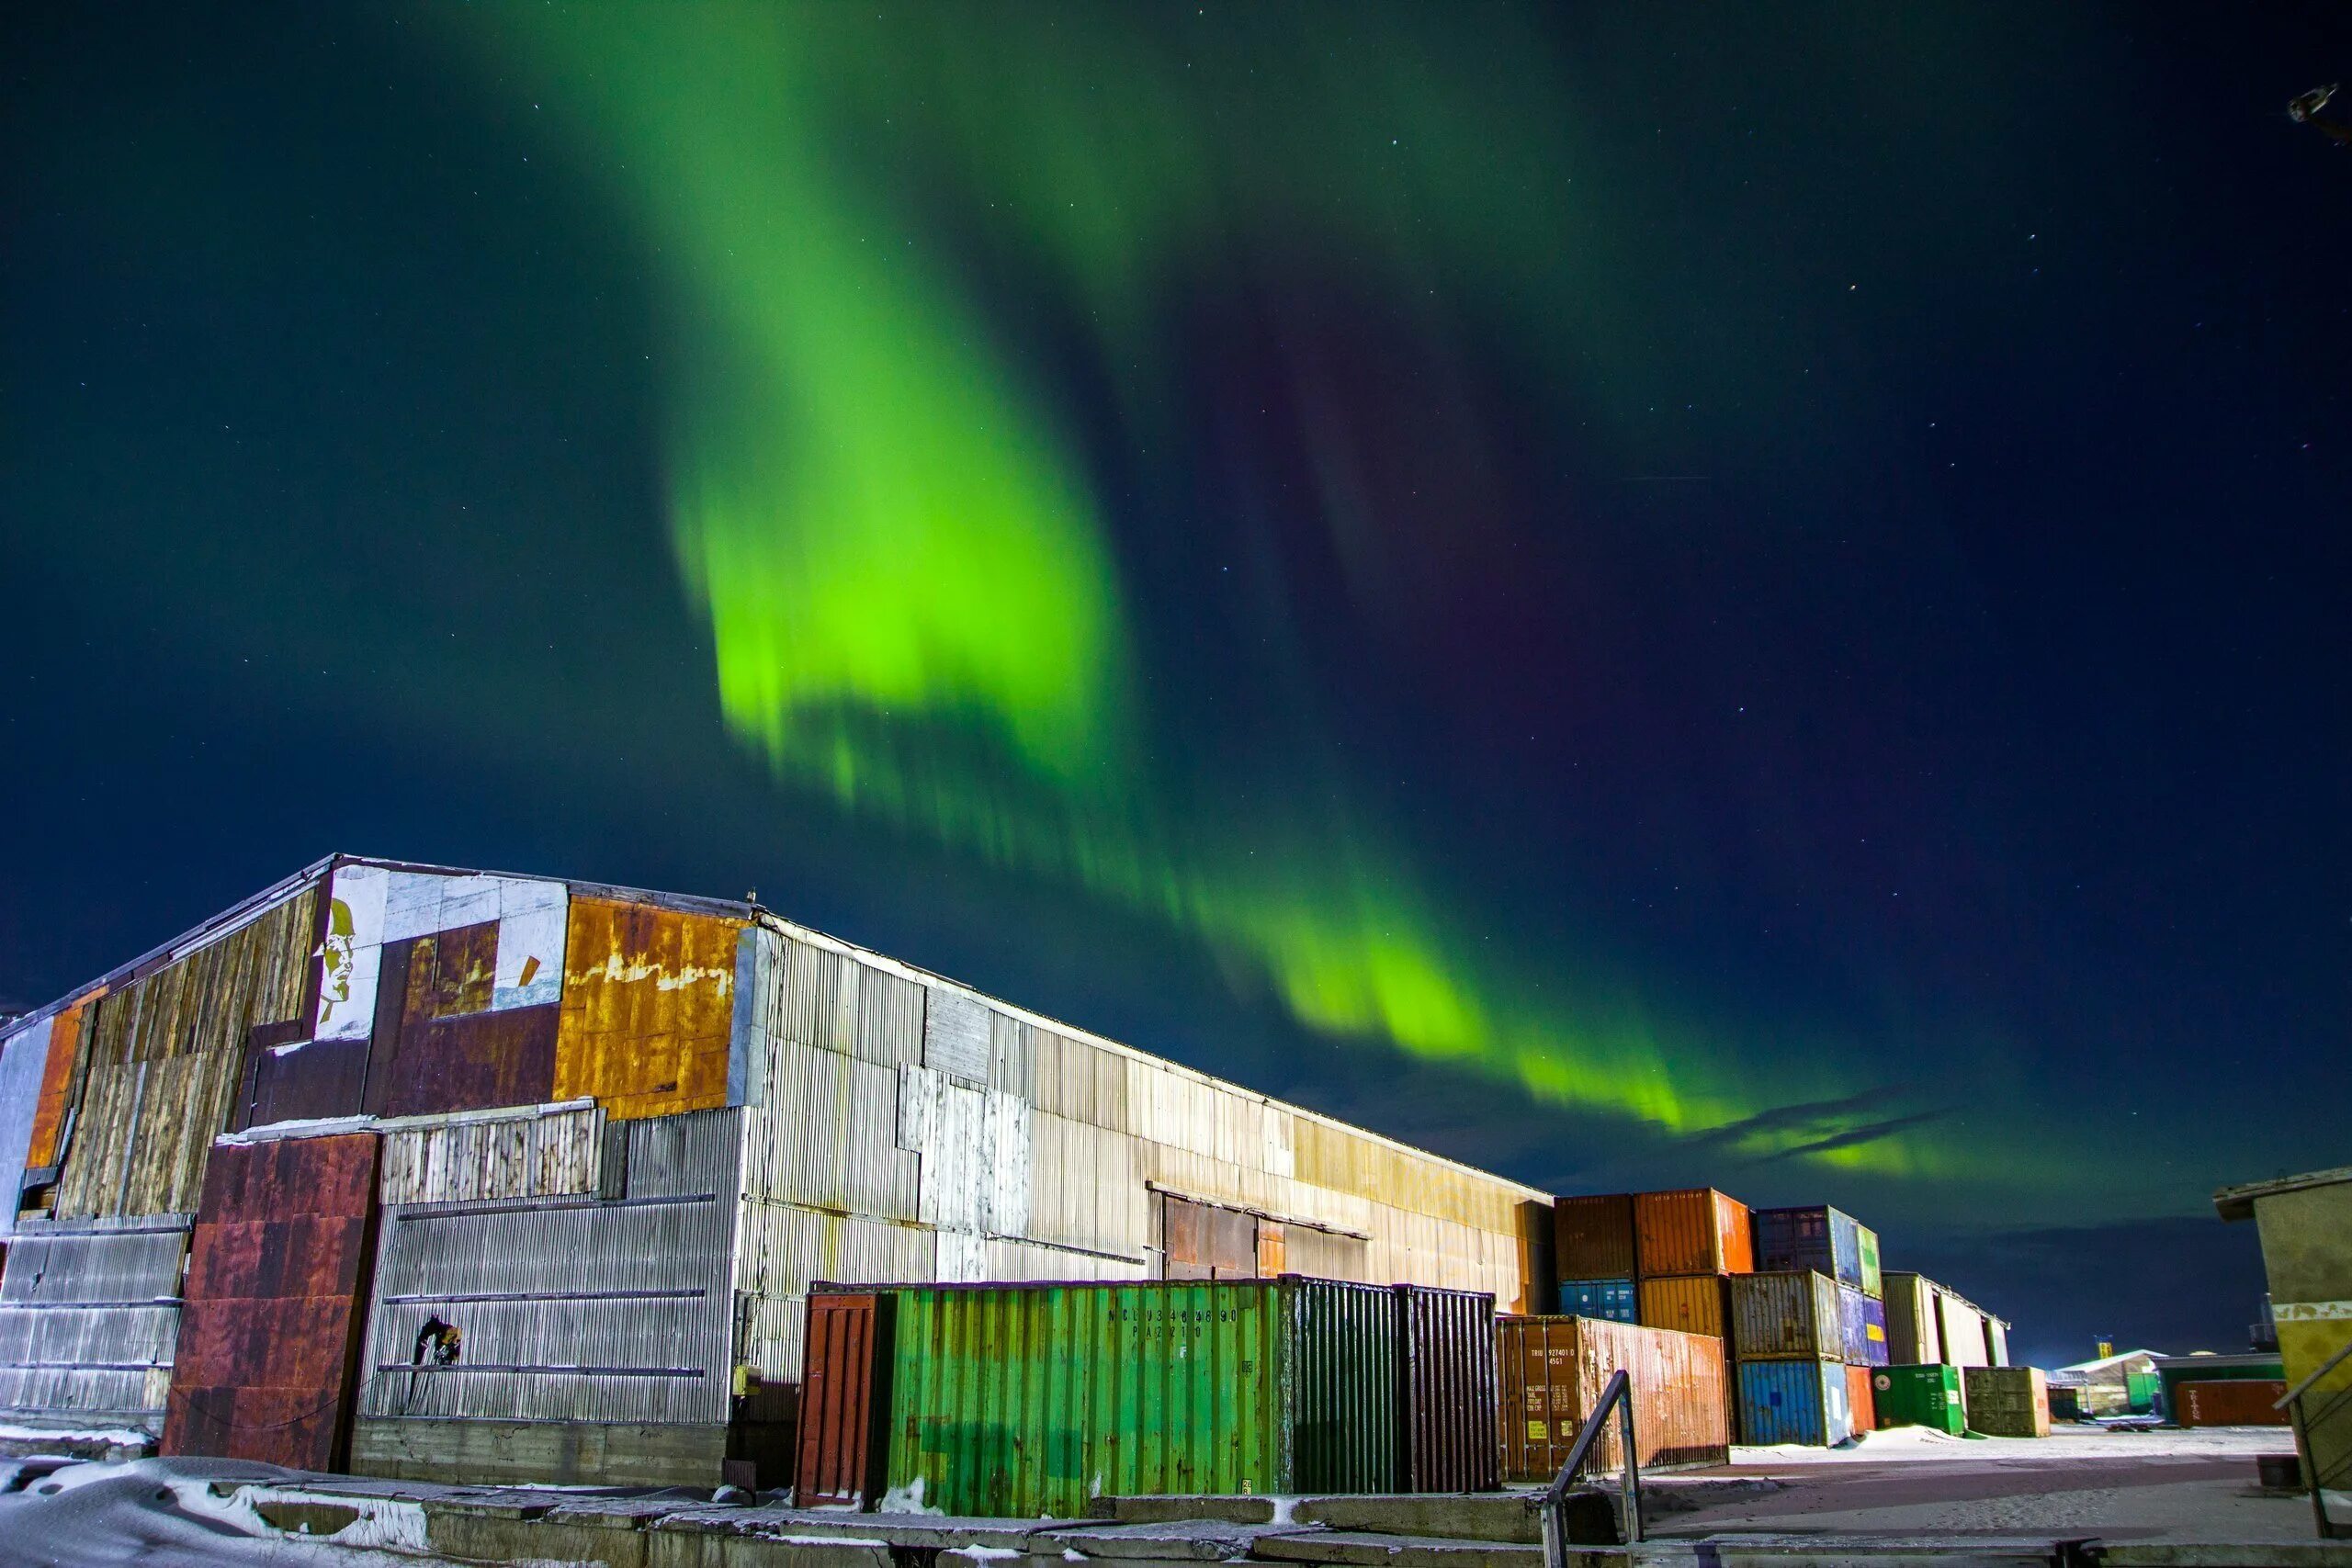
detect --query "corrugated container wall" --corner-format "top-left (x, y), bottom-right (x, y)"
top-left (1845, 1362), bottom-right (1876, 1432)
top-left (1554, 1195), bottom-right (1637, 1281)
top-left (878, 1279), bottom-right (1398, 1517)
top-left (1736, 1359), bottom-right (1853, 1447)
top-left (1871, 1363), bottom-right (1964, 1434)
top-left (1498, 1315), bottom-right (1728, 1480)
top-left (1962, 1366), bottom-right (2049, 1438)
top-left (1559, 1280), bottom-right (1636, 1325)
top-left (1638, 1276), bottom-right (1730, 1344)
top-left (1634, 1190), bottom-right (1752, 1277)
top-left (1750, 1206), bottom-right (1864, 1292)
top-left (1881, 1272), bottom-right (1940, 1364)
top-left (1727, 1271), bottom-right (1841, 1361)
top-left (2176, 1380), bottom-right (2291, 1427)
top-left (1395, 1284), bottom-right (1498, 1493)
top-left (1856, 1224), bottom-right (1882, 1299)
top-left (1838, 1283), bottom-right (1889, 1366)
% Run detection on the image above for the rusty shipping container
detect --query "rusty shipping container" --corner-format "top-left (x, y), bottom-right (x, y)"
top-left (1554, 1194), bottom-right (1637, 1282)
top-left (1638, 1274), bottom-right (1732, 1344)
top-left (164, 1131), bottom-right (381, 1471)
top-left (1634, 1189), bottom-right (1752, 1277)
top-left (1395, 1283), bottom-right (1499, 1493)
top-left (1727, 1270), bottom-right (1841, 1360)
top-left (794, 1292), bottom-right (895, 1506)
top-left (1498, 1314), bottom-right (1728, 1480)
top-left (2175, 1379), bottom-right (2291, 1427)
top-left (1960, 1366), bottom-right (2049, 1437)
top-left (1845, 1362), bottom-right (1876, 1433)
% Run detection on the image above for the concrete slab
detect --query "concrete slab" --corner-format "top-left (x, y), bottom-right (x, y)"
top-left (1041, 1517), bottom-right (1317, 1560)
top-left (1098, 1495), bottom-right (1286, 1525)
top-left (1249, 1529), bottom-right (1543, 1568)
top-left (1296, 1496), bottom-right (1542, 1545)
top-left (1629, 1536), bottom-right (2089, 1568)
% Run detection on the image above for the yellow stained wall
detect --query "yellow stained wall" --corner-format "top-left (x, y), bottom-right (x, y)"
top-left (2252, 1180), bottom-right (2352, 1504)
top-left (555, 898), bottom-right (743, 1121)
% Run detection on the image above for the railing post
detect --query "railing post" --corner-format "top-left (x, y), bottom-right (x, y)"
top-left (1617, 1388), bottom-right (1641, 1544)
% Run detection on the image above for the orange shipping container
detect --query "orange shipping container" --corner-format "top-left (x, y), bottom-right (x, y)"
top-left (1638, 1274), bottom-right (1731, 1344)
top-left (1634, 1189), bottom-right (1753, 1276)
top-left (1498, 1314), bottom-right (1728, 1479)
top-left (1845, 1362), bottom-right (1877, 1434)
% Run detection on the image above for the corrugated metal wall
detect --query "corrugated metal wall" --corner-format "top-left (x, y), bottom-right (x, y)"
top-left (357, 1108), bottom-right (739, 1427)
top-left (554, 897), bottom-right (743, 1120)
top-left (377, 1102), bottom-right (605, 1206)
top-left (1395, 1284), bottom-right (1499, 1492)
top-left (164, 1133), bottom-right (380, 1469)
top-left (0, 1220), bottom-right (189, 1428)
top-left (56, 887), bottom-right (316, 1220)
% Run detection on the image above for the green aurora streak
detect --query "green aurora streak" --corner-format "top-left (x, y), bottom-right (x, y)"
top-left (478, 6), bottom-right (2016, 1185)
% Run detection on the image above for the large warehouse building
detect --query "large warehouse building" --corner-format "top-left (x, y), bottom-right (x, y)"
top-left (0, 855), bottom-right (1554, 1486)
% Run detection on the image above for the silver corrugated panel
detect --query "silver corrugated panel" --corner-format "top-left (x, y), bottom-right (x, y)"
top-left (988, 1012), bottom-right (1035, 1099)
top-left (358, 1111), bottom-right (739, 1427)
top-left (1024, 1111), bottom-right (1147, 1261)
top-left (773, 934), bottom-right (852, 1055)
top-left (921, 988), bottom-right (989, 1083)
top-left (1287, 1224), bottom-right (1374, 1282)
top-left (980, 1236), bottom-right (1151, 1284)
top-left (378, 1104), bottom-right (605, 1207)
top-left (727, 925), bottom-right (775, 1109)
top-left (0, 1221), bottom-right (189, 1427)
top-left (732, 1201), bottom-right (936, 1382)
top-left (741, 1038), bottom-right (918, 1219)
top-left (854, 964), bottom-right (924, 1068)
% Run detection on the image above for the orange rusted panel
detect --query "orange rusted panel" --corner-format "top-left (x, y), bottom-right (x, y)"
top-left (554, 897), bottom-right (743, 1120)
top-left (25, 989), bottom-right (101, 1172)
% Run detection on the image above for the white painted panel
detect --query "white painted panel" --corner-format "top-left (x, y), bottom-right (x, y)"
top-left (434, 874), bottom-right (503, 932)
top-left (379, 871), bottom-right (448, 942)
top-left (936, 1229), bottom-right (988, 1282)
top-left (491, 900), bottom-right (569, 1011)
top-left (315, 938), bottom-right (381, 1043)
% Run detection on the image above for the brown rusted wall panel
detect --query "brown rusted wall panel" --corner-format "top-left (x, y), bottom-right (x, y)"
top-left (554, 899), bottom-right (742, 1121)
top-left (241, 1029), bottom-right (370, 1130)
top-left (164, 1133), bottom-right (380, 1471)
top-left (55, 890), bottom-right (317, 1220)
top-left (360, 928), bottom-right (558, 1119)
top-left (1396, 1284), bottom-right (1500, 1492)
top-left (1498, 1315), bottom-right (1728, 1480)
top-left (794, 1292), bottom-right (890, 1506)
top-left (25, 992), bottom-right (100, 1173)
top-left (1555, 1194), bottom-right (1637, 1281)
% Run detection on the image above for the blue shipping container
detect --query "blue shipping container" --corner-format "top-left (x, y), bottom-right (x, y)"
top-left (1753, 1205), bottom-right (1866, 1292)
top-left (1838, 1283), bottom-right (1889, 1366)
top-left (1736, 1359), bottom-right (1854, 1447)
top-left (1558, 1279), bottom-right (1638, 1324)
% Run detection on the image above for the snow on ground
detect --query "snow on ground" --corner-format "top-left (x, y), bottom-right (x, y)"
top-left (1729, 1423), bottom-right (2295, 1466)
top-left (0, 1457), bottom-right (445, 1568)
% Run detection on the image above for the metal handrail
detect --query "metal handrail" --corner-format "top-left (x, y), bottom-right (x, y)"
top-left (2278, 1335), bottom-right (2352, 1541)
top-left (1534, 1367), bottom-right (1641, 1564)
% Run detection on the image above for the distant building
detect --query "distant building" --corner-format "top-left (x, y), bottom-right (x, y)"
top-left (2049, 1348), bottom-right (2163, 1418)
top-left (0, 855), bottom-right (1552, 1487)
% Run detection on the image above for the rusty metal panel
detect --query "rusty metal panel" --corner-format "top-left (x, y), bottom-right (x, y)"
top-left (316, 866), bottom-right (569, 1042)
top-left (1728, 1269), bottom-right (1843, 1361)
top-left (26, 991), bottom-right (100, 1174)
top-left (553, 897), bottom-right (742, 1121)
top-left (378, 1103), bottom-right (605, 1206)
top-left (794, 1292), bottom-right (890, 1506)
top-left (0, 1020), bottom-right (51, 1237)
top-left (922, 989), bottom-right (989, 1084)
top-left (164, 1133), bottom-right (381, 1470)
top-left (359, 1109), bottom-right (738, 1426)
top-left (241, 1030), bottom-right (370, 1129)
top-left (1395, 1283), bottom-right (1499, 1492)
top-left (1554, 1194), bottom-right (1637, 1281)
top-left (0, 1218), bottom-right (192, 1430)
top-left (360, 931), bottom-right (560, 1118)
top-left (1498, 1315), bottom-right (1728, 1480)
top-left (1633, 1189), bottom-right (1753, 1277)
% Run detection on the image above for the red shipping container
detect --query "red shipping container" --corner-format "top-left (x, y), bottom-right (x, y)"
top-left (2177, 1379), bottom-right (2291, 1427)
top-left (1845, 1362), bottom-right (1876, 1436)
top-left (1498, 1314), bottom-right (1729, 1479)
top-left (1634, 1190), bottom-right (1753, 1276)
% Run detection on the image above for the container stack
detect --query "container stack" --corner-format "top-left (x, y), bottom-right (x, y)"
top-left (1553, 1193), bottom-right (1640, 1323)
top-left (1718, 1204), bottom-right (1888, 1448)
top-left (1631, 1188), bottom-right (1754, 1345)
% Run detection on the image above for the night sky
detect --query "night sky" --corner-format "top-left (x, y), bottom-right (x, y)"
top-left (6, 4), bottom-right (2344, 1367)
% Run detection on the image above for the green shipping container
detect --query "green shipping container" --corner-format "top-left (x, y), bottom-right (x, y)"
top-left (882, 1279), bottom-right (1398, 1517)
top-left (1856, 1224), bottom-right (1883, 1300)
top-left (2125, 1370), bottom-right (2159, 1414)
top-left (1871, 1363), bottom-right (1964, 1436)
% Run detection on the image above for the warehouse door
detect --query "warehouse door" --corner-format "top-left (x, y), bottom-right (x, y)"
top-left (1161, 1194), bottom-right (1279, 1280)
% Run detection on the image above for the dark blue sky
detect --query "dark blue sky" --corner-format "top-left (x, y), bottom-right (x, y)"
top-left (4, 3), bottom-right (2344, 1365)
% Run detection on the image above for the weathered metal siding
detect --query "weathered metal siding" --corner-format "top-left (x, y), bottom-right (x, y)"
top-left (1871, 1362), bottom-right (1964, 1434)
top-left (1937, 1291), bottom-right (1990, 1369)
top-left (358, 1109), bottom-right (739, 1427)
top-left (0, 1219), bottom-right (189, 1428)
top-left (377, 1102), bottom-right (605, 1206)
top-left (1882, 1271), bottom-right (1939, 1364)
top-left (164, 1133), bottom-right (380, 1470)
top-left (1750, 1206), bottom-right (1865, 1292)
top-left (1633, 1189), bottom-right (1752, 1278)
top-left (1839, 1283), bottom-right (1889, 1366)
top-left (793, 1293), bottom-right (889, 1506)
top-left (1736, 1357), bottom-right (1853, 1447)
top-left (2173, 1379), bottom-right (2290, 1427)
top-left (312, 864), bottom-right (568, 1043)
top-left (1395, 1284), bottom-right (1499, 1492)
top-left (56, 886), bottom-right (316, 1220)
top-left (554, 897), bottom-right (743, 1121)
top-left (1961, 1366), bottom-right (2050, 1437)
top-left (362, 927), bottom-right (561, 1118)
top-left (1554, 1194), bottom-right (1637, 1281)
top-left (877, 1278), bottom-right (1399, 1517)
top-left (1498, 1315), bottom-right (1729, 1480)
top-left (0, 1019), bottom-right (51, 1238)
top-left (1727, 1270), bottom-right (1841, 1361)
